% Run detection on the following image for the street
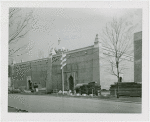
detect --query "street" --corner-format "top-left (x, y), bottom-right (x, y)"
top-left (8, 94), bottom-right (141, 113)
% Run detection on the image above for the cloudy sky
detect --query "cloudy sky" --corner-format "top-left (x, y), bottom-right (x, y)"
top-left (11, 8), bottom-right (142, 62)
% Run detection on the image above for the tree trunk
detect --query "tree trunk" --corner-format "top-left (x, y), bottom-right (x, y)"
top-left (116, 61), bottom-right (120, 98)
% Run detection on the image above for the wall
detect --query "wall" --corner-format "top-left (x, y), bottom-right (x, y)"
top-left (30, 59), bottom-right (48, 88)
top-left (100, 45), bottom-right (134, 90)
top-left (13, 45), bottom-right (98, 90)
top-left (13, 62), bottom-right (31, 89)
top-left (12, 38), bottom-right (134, 90)
top-left (134, 31), bottom-right (142, 83)
top-left (13, 59), bottom-right (48, 89)
top-left (51, 46), bottom-right (97, 91)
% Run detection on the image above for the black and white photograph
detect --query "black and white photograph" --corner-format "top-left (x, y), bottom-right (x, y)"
top-left (1, 1), bottom-right (149, 121)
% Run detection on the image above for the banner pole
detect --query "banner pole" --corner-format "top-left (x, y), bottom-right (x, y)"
top-left (62, 67), bottom-right (64, 94)
top-left (61, 51), bottom-right (64, 95)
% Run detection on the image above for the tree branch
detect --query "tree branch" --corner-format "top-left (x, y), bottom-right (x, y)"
top-left (9, 8), bottom-right (34, 57)
top-left (101, 18), bottom-right (135, 80)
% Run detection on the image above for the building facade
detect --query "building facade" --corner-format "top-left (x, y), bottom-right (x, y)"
top-left (134, 31), bottom-right (142, 83)
top-left (12, 34), bottom-right (134, 91)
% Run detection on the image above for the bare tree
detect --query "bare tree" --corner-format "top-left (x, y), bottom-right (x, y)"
top-left (101, 18), bottom-right (137, 83)
top-left (9, 8), bottom-right (35, 58)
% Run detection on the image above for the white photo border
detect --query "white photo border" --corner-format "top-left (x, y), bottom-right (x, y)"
top-left (1, 1), bottom-right (149, 121)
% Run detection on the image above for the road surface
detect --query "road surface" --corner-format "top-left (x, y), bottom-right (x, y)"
top-left (8, 94), bottom-right (141, 113)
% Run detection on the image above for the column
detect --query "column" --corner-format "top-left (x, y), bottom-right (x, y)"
top-left (46, 55), bottom-right (53, 93)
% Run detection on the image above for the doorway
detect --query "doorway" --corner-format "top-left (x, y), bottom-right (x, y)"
top-left (28, 80), bottom-right (32, 90)
top-left (26, 76), bottom-right (31, 90)
top-left (69, 76), bottom-right (74, 92)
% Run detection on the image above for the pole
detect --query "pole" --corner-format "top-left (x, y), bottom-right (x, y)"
top-left (62, 67), bottom-right (64, 94)
top-left (61, 51), bottom-right (64, 95)
top-left (61, 47), bottom-right (66, 95)
top-left (117, 82), bottom-right (119, 98)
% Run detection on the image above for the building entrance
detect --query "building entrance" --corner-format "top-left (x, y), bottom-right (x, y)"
top-left (69, 76), bottom-right (74, 92)
top-left (26, 76), bottom-right (31, 90)
top-left (28, 80), bottom-right (32, 90)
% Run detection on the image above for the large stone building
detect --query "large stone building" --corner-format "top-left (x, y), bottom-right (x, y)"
top-left (134, 31), bottom-right (142, 83)
top-left (11, 34), bottom-right (134, 91)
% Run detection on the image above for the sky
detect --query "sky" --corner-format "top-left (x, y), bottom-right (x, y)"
top-left (10, 8), bottom-right (142, 63)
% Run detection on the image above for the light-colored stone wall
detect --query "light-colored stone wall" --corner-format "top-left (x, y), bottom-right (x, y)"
top-left (134, 31), bottom-right (142, 83)
top-left (51, 46), bottom-right (98, 91)
top-left (99, 55), bottom-right (134, 90)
